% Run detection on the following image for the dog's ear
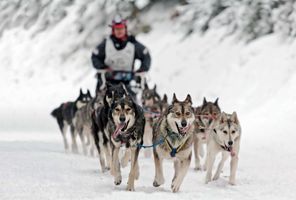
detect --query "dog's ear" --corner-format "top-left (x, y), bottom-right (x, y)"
top-left (214, 98), bottom-right (219, 106)
top-left (231, 111), bottom-right (239, 124)
top-left (153, 84), bottom-right (157, 91)
top-left (79, 88), bottom-right (83, 95)
top-left (203, 97), bottom-right (207, 105)
top-left (184, 94), bottom-right (192, 105)
top-left (144, 82), bottom-right (149, 90)
top-left (162, 94), bottom-right (168, 103)
top-left (172, 93), bottom-right (178, 104)
top-left (220, 112), bottom-right (227, 123)
top-left (87, 89), bottom-right (92, 98)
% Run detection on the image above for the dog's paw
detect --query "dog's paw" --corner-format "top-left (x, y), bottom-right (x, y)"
top-left (205, 177), bottom-right (212, 184)
top-left (229, 180), bottom-right (236, 185)
top-left (202, 165), bottom-right (207, 171)
top-left (213, 173), bottom-right (220, 181)
top-left (126, 185), bottom-right (135, 191)
top-left (194, 165), bottom-right (202, 171)
top-left (114, 176), bottom-right (122, 185)
top-left (153, 180), bottom-right (162, 187)
top-left (171, 181), bottom-right (181, 193)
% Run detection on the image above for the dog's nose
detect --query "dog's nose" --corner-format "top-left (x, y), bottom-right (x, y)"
top-left (119, 115), bottom-right (126, 123)
top-left (228, 141), bottom-right (233, 146)
top-left (181, 120), bottom-right (187, 127)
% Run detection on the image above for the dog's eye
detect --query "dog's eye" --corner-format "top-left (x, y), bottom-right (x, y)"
top-left (204, 112), bottom-right (209, 116)
top-left (223, 130), bottom-right (228, 134)
top-left (175, 112), bottom-right (181, 116)
top-left (115, 108), bottom-right (120, 112)
top-left (213, 112), bottom-right (217, 116)
top-left (185, 112), bottom-right (191, 116)
top-left (231, 130), bottom-right (236, 134)
top-left (126, 108), bottom-right (131, 112)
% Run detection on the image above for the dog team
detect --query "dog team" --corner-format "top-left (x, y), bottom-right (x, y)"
top-left (51, 81), bottom-right (242, 192)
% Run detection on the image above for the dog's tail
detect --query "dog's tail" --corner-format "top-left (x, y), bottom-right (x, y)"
top-left (50, 107), bottom-right (60, 118)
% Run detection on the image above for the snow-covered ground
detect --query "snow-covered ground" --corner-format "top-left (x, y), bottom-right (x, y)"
top-left (1, 2), bottom-right (296, 200)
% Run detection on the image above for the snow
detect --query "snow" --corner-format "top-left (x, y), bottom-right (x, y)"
top-left (1, 2), bottom-right (296, 200)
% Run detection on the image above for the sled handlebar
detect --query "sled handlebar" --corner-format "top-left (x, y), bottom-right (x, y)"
top-left (96, 70), bottom-right (147, 90)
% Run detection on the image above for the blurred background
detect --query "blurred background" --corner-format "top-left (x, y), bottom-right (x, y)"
top-left (0, 0), bottom-right (295, 136)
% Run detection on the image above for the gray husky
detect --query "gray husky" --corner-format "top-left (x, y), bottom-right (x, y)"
top-left (152, 94), bottom-right (195, 192)
top-left (193, 97), bottom-right (221, 170)
top-left (205, 112), bottom-right (241, 185)
top-left (74, 90), bottom-right (105, 156)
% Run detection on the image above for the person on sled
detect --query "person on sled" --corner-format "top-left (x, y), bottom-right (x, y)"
top-left (91, 15), bottom-right (151, 92)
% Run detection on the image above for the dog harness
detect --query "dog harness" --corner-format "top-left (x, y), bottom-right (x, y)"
top-left (163, 128), bottom-right (190, 157)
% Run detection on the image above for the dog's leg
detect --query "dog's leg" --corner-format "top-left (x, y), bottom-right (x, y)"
top-left (121, 148), bottom-right (131, 168)
top-left (92, 124), bottom-right (106, 172)
top-left (58, 120), bottom-right (69, 152)
top-left (213, 151), bottom-right (229, 181)
top-left (127, 147), bottom-right (140, 191)
top-left (205, 148), bottom-right (218, 184)
top-left (143, 122), bottom-right (153, 158)
top-left (70, 124), bottom-right (78, 154)
top-left (78, 127), bottom-right (87, 156)
top-left (135, 159), bottom-right (140, 180)
top-left (111, 146), bottom-right (122, 185)
top-left (171, 153), bottom-right (192, 193)
top-left (193, 135), bottom-right (201, 170)
top-left (153, 149), bottom-right (165, 187)
top-left (229, 143), bottom-right (239, 185)
top-left (89, 132), bottom-right (96, 157)
top-left (103, 142), bottom-right (112, 171)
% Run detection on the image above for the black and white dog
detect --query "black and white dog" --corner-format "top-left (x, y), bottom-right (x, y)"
top-left (108, 95), bottom-right (145, 191)
top-left (51, 89), bottom-right (92, 153)
top-left (91, 83), bottom-right (127, 172)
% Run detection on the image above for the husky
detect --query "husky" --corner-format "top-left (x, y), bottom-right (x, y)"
top-left (193, 97), bottom-right (221, 170)
top-left (51, 89), bottom-right (92, 153)
top-left (141, 84), bottom-right (161, 157)
top-left (91, 83), bottom-right (127, 172)
top-left (152, 94), bottom-right (195, 192)
top-left (74, 89), bottom-right (105, 156)
top-left (205, 112), bottom-right (241, 185)
top-left (107, 95), bottom-right (145, 191)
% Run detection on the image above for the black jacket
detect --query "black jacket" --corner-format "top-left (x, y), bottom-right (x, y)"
top-left (91, 35), bottom-right (151, 72)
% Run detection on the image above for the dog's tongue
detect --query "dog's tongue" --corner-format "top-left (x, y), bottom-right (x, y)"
top-left (229, 147), bottom-right (236, 157)
top-left (112, 123), bottom-right (125, 139)
top-left (179, 125), bottom-right (190, 134)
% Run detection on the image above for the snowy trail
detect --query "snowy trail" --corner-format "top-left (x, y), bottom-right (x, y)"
top-left (1, 131), bottom-right (295, 200)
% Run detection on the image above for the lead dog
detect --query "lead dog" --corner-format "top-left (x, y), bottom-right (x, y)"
top-left (152, 94), bottom-right (195, 192)
top-left (91, 83), bottom-right (127, 172)
top-left (108, 95), bottom-right (145, 191)
top-left (205, 112), bottom-right (241, 185)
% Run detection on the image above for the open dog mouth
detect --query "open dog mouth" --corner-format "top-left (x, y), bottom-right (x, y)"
top-left (222, 143), bottom-right (236, 157)
top-left (175, 122), bottom-right (191, 136)
top-left (112, 120), bottom-right (130, 139)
